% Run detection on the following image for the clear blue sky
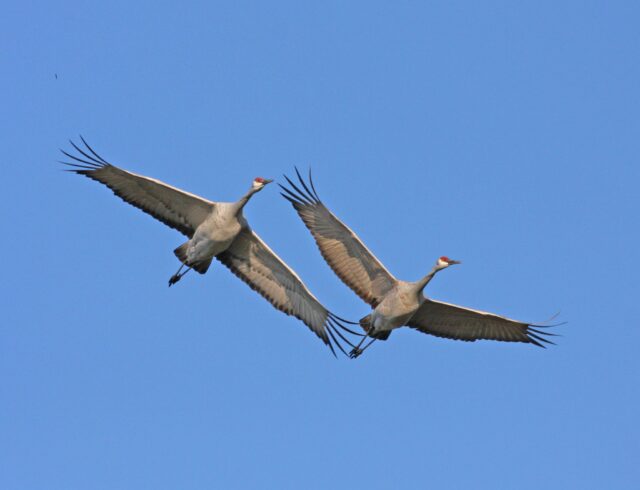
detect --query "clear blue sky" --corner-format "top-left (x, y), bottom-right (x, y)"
top-left (2, 1), bottom-right (638, 489)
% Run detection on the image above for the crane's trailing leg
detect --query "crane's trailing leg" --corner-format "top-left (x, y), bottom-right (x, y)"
top-left (349, 334), bottom-right (375, 359)
top-left (349, 313), bottom-right (377, 358)
top-left (168, 264), bottom-right (192, 287)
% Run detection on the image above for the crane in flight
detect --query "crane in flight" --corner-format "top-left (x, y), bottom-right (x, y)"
top-left (61, 138), bottom-right (359, 355)
top-left (280, 169), bottom-right (557, 358)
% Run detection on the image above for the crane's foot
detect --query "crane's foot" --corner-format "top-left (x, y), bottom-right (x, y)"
top-left (349, 336), bottom-right (377, 358)
top-left (168, 265), bottom-right (193, 287)
top-left (349, 347), bottom-right (363, 359)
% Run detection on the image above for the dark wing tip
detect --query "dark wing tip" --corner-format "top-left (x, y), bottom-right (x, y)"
top-left (79, 135), bottom-right (110, 165)
top-left (525, 314), bottom-right (564, 347)
top-left (60, 137), bottom-right (110, 172)
top-left (306, 167), bottom-right (321, 201)
top-left (527, 325), bottom-right (558, 348)
top-left (279, 169), bottom-right (321, 206)
top-left (328, 312), bottom-right (363, 330)
top-left (323, 313), bottom-right (365, 358)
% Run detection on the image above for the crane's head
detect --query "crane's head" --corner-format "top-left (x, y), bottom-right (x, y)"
top-left (252, 177), bottom-right (274, 190)
top-left (437, 256), bottom-right (461, 269)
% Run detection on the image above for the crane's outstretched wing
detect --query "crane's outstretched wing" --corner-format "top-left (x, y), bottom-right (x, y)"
top-left (61, 137), bottom-right (215, 237)
top-left (279, 169), bottom-right (396, 307)
top-left (407, 299), bottom-right (557, 347)
top-left (216, 228), bottom-right (360, 356)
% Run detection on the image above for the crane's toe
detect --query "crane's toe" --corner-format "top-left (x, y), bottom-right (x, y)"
top-left (349, 347), bottom-right (363, 359)
top-left (168, 274), bottom-right (181, 287)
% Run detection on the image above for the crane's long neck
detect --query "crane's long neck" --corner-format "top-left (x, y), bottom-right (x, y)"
top-left (232, 187), bottom-right (260, 215)
top-left (415, 265), bottom-right (442, 293)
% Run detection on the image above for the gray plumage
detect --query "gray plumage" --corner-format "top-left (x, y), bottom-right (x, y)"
top-left (61, 138), bottom-right (358, 355)
top-left (280, 169), bottom-right (557, 357)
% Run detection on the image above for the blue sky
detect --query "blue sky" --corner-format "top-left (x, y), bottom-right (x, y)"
top-left (2, 1), bottom-right (639, 488)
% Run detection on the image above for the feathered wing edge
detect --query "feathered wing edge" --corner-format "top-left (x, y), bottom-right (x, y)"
top-left (279, 167), bottom-right (323, 207)
top-left (60, 136), bottom-right (214, 237)
top-left (278, 167), bottom-right (397, 308)
top-left (410, 320), bottom-right (561, 348)
top-left (408, 300), bottom-right (563, 348)
top-left (60, 135), bottom-right (110, 172)
top-left (218, 252), bottom-right (362, 357)
top-left (519, 314), bottom-right (564, 348)
top-left (325, 313), bottom-right (363, 357)
top-left (215, 229), bottom-right (363, 358)
top-left (61, 144), bottom-right (362, 356)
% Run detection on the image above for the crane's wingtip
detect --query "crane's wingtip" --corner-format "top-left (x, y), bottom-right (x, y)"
top-left (329, 312), bottom-right (360, 327)
top-left (279, 171), bottom-right (320, 205)
top-left (527, 329), bottom-right (557, 347)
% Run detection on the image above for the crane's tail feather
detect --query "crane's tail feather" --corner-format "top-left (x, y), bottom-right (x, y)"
top-left (174, 243), bottom-right (211, 274)
top-left (190, 258), bottom-right (212, 274)
top-left (174, 243), bottom-right (189, 263)
top-left (359, 314), bottom-right (372, 332)
top-left (358, 314), bottom-right (391, 340)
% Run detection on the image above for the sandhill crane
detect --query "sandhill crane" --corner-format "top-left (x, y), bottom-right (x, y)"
top-left (280, 169), bottom-right (557, 358)
top-left (61, 138), bottom-right (359, 355)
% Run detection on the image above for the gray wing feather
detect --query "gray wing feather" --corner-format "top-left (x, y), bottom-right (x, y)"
top-left (216, 228), bottom-right (356, 355)
top-left (407, 299), bottom-right (556, 347)
top-left (280, 170), bottom-right (396, 307)
top-left (61, 138), bottom-right (215, 237)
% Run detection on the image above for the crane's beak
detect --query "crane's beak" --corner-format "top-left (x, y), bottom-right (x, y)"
top-left (263, 178), bottom-right (274, 185)
top-left (448, 259), bottom-right (461, 265)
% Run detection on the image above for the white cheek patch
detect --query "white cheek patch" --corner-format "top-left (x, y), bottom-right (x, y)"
top-left (437, 259), bottom-right (448, 267)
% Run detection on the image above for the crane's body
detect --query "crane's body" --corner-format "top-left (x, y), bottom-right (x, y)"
top-left (363, 281), bottom-right (427, 338)
top-left (173, 201), bottom-right (248, 278)
top-left (280, 169), bottom-right (556, 357)
top-left (61, 138), bottom-right (359, 355)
